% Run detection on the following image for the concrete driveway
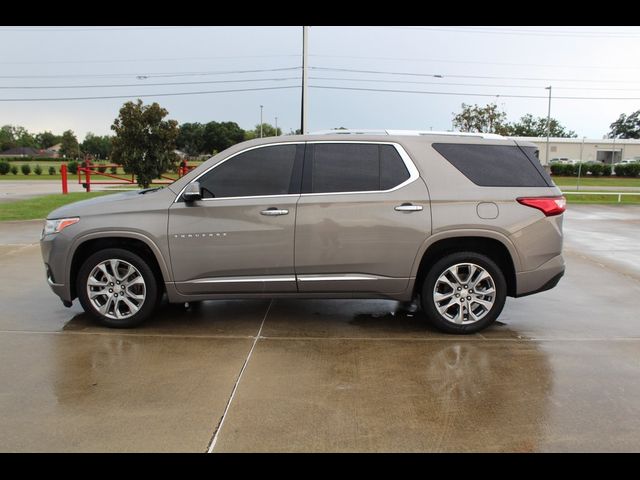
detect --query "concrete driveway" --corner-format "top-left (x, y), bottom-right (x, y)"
top-left (1, 205), bottom-right (639, 452)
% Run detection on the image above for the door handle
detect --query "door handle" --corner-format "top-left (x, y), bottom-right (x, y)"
top-left (394, 203), bottom-right (423, 212)
top-left (260, 208), bottom-right (289, 216)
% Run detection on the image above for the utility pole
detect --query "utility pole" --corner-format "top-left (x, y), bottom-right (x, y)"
top-left (301, 26), bottom-right (309, 134)
top-left (275, 116), bottom-right (278, 136)
top-left (260, 105), bottom-right (263, 138)
top-left (545, 86), bottom-right (552, 165)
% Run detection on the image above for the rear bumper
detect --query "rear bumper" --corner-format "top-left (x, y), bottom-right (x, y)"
top-left (515, 254), bottom-right (565, 297)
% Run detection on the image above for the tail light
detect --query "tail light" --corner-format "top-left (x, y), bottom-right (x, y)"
top-left (516, 196), bottom-right (566, 216)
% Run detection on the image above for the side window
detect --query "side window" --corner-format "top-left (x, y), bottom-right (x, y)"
top-left (198, 144), bottom-right (298, 198)
top-left (309, 143), bottom-right (411, 194)
top-left (380, 144), bottom-right (410, 190)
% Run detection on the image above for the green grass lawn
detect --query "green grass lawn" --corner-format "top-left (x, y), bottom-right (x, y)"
top-left (0, 192), bottom-right (111, 221)
top-left (552, 176), bottom-right (640, 187)
top-left (564, 193), bottom-right (640, 204)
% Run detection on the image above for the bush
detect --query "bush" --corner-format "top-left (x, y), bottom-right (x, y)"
top-left (34, 164), bottom-right (42, 175)
top-left (602, 164), bottom-right (612, 177)
top-left (550, 164), bottom-right (563, 176)
top-left (97, 163), bottom-right (107, 174)
top-left (48, 166), bottom-right (56, 175)
top-left (21, 164), bottom-right (31, 175)
top-left (0, 161), bottom-right (10, 175)
top-left (66, 161), bottom-right (78, 175)
top-left (10, 165), bottom-right (18, 175)
top-left (110, 166), bottom-right (118, 174)
top-left (587, 162), bottom-right (603, 177)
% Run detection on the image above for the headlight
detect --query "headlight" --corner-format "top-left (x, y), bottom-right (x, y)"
top-left (43, 217), bottom-right (80, 236)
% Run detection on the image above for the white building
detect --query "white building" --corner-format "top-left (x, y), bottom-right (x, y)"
top-left (510, 136), bottom-right (640, 165)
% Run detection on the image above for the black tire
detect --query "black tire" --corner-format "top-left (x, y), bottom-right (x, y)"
top-left (77, 248), bottom-right (159, 328)
top-left (421, 251), bottom-right (507, 334)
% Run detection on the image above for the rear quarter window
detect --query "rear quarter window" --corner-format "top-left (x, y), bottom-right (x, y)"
top-left (432, 143), bottom-right (553, 187)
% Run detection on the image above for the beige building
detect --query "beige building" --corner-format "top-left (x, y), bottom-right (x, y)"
top-left (510, 136), bottom-right (640, 165)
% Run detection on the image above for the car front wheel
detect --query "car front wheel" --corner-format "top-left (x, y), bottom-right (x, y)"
top-left (421, 251), bottom-right (507, 334)
top-left (77, 248), bottom-right (158, 328)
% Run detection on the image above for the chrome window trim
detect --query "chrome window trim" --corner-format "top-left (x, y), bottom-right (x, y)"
top-left (302, 141), bottom-right (419, 196)
top-left (173, 140), bottom-right (420, 203)
top-left (173, 142), bottom-right (305, 203)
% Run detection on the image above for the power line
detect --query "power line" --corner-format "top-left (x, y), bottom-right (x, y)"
top-left (308, 76), bottom-right (640, 92)
top-left (0, 26), bottom-right (224, 32)
top-left (311, 66), bottom-right (640, 84)
top-left (0, 66), bottom-right (301, 80)
top-left (309, 84), bottom-right (640, 101)
top-left (0, 77), bottom-right (301, 89)
top-left (0, 54), bottom-right (301, 66)
top-left (0, 85), bottom-right (300, 102)
top-left (310, 54), bottom-right (640, 71)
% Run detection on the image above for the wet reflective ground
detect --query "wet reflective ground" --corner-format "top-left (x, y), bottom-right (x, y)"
top-left (1, 206), bottom-right (639, 452)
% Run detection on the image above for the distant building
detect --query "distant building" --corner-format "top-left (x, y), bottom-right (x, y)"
top-left (0, 146), bottom-right (43, 158)
top-left (45, 143), bottom-right (63, 158)
top-left (509, 136), bottom-right (640, 165)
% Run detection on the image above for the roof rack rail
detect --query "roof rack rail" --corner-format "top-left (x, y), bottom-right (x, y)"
top-left (309, 129), bottom-right (504, 139)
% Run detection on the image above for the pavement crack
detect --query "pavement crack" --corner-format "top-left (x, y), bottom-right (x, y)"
top-left (205, 299), bottom-right (273, 453)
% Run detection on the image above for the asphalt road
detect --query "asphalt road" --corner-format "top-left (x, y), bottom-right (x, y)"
top-left (0, 205), bottom-right (639, 452)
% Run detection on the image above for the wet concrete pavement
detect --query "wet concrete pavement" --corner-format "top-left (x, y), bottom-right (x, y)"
top-left (1, 205), bottom-right (639, 451)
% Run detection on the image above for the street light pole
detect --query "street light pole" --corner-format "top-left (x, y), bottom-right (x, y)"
top-left (545, 86), bottom-right (552, 165)
top-left (275, 116), bottom-right (278, 136)
top-left (301, 26), bottom-right (309, 134)
top-left (260, 105), bottom-right (263, 138)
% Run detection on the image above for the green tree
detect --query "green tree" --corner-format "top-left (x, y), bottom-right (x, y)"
top-left (110, 99), bottom-right (179, 188)
top-left (506, 114), bottom-right (576, 137)
top-left (203, 121), bottom-right (245, 154)
top-left (452, 103), bottom-right (510, 134)
top-left (609, 110), bottom-right (640, 139)
top-left (60, 130), bottom-right (80, 159)
top-left (35, 131), bottom-right (61, 149)
top-left (176, 122), bottom-right (206, 156)
top-left (0, 125), bottom-right (37, 150)
top-left (0, 125), bottom-right (15, 151)
top-left (81, 132), bottom-right (112, 159)
top-left (251, 123), bottom-right (281, 138)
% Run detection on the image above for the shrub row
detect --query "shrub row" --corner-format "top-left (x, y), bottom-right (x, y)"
top-left (0, 157), bottom-right (63, 162)
top-left (614, 163), bottom-right (640, 178)
top-left (550, 162), bottom-right (613, 177)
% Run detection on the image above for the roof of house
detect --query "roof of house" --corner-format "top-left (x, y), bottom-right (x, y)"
top-left (0, 146), bottom-right (42, 156)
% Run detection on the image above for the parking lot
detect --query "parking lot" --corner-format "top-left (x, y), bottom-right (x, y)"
top-left (0, 204), bottom-right (639, 452)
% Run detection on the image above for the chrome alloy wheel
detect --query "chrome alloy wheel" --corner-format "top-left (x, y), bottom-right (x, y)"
top-left (86, 259), bottom-right (146, 320)
top-left (433, 263), bottom-right (496, 325)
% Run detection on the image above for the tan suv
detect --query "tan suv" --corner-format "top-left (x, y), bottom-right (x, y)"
top-left (40, 131), bottom-right (565, 333)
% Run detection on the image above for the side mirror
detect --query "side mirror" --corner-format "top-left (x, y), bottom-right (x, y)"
top-left (182, 181), bottom-right (202, 202)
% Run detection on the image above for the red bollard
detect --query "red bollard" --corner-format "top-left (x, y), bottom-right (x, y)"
top-left (61, 164), bottom-right (68, 195)
top-left (86, 165), bottom-right (91, 192)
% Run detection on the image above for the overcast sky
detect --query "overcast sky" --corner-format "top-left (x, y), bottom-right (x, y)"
top-left (1, 25), bottom-right (640, 140)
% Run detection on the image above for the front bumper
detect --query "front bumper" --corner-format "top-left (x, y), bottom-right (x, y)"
top-left (41, 233), bottom-right (73, 303)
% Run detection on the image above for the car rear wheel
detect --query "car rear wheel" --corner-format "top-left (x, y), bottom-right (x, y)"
top-left (77, 248), bottom-right (158, 328)
top-left (421, 251), bottom-right (506, 334)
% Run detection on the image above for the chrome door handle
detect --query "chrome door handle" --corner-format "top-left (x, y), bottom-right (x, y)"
top-left (260, 208), bottom-right (289, 216)
top-left (394, 204), bottom-right (423, 212)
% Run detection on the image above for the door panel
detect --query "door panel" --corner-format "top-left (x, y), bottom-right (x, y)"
top-left (169, 196), bottom-right (298, 294)
top-left (294, 142), bottom-right (431, 294)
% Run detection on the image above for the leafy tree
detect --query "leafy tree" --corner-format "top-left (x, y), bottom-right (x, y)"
top-left (0, 125), bottom-right (37, 150)
top-left (176, 122), bottom-right (206, 156)
top-left (505, 114), bottom-right (576, 137)
top-left (452, 103), bottom-right (510, 134)
top-left (60, 130), bottom-right (80, 159)
top-left (609, 110), bottom-right (640, 139)
top-left (48, 166), bottom-right (56, 175)
top-left (81, 132), bottom-right (112, 159)
top-left (34, 164), bottom-right (42, 175)
top-left (250, 123), bottom-right (281, 138)
top-left (21, 164), bottom-right (31, 175)
top-left (35, 131), bottom-right (61, 149)
top-left (67, 161), bottom-right (79, 175)
top-left (0, 161), bottom-right (10, 175)
top-left (110, 99), bottom-right (179, 188)
top-left (287, 128), bottom-right (303, 135)
top-left (10, 165), bottom-right (18, 175)
top-left (203, 121), bottom-right (245, 154)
